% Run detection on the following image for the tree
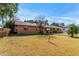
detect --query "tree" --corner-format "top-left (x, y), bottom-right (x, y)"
top-left (26, 20), bottom-right (36, 23)
top-left (60, 23), bottom-right (65, 27)
top-left (67, 24), bottom-right (78, 37)
top-left (24, 20), bottom-right (27, 22)
top-left (51, 22), bottom-right (65, 27)
top-left (0, 3), bottom-right (18, 23)
top-left (51, 22), bottom-right (59, 26)
top-left (4, 20), bottom-right (16, 34)
top-left (45, 19), bottom-right (49, 25)
top-left (35, 15), bottom-right (47, 34)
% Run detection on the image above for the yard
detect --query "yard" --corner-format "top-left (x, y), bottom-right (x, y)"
top-left (0, 34), bottom-right (79, 56)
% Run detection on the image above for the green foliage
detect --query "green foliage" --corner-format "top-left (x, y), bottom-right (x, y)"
top-left (51, 22), bottom-right (65, 27)
top-left (4, 20), bottom-right (16, 34)
top-left (51, 22), bottom-right (59, 26)
top-left (0, 3), bottom-right (18, 23)
top-left (4, 20), bottom-right (14, 28)
top-left (67, 24), bottom-right (78, 37)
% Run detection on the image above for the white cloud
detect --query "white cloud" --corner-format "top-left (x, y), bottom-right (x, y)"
top-left (17, 7), bottom-right (79, 25)
top-left (46, 16), bottom-right (79, 25)
top-left (59, 16), bottom-right (79, 25)
top-left (17, 7), bottom-right (49, 21)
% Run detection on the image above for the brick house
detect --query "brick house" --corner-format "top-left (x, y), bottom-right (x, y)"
top-left (15, 21), bottom-right (63, 34)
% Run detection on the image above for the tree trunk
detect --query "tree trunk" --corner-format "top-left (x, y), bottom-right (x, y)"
top-left (71, 34), bottom-right (74, 37)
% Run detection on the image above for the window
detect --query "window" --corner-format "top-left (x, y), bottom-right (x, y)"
top-left (15, 25), bottom-right (17, 27)
top-left (24, 26), bottom-right (28, 31)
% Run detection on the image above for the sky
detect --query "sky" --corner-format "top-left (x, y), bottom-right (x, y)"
top-left (17, 3), bottom-right (79, 25)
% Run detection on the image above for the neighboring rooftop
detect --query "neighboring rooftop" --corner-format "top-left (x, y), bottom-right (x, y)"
top-left (44, 25), bottom-right (62, 28)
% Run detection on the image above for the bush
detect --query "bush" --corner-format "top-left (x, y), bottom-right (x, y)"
top-left (4, 20), bottom-right (16, 34)
top-left (0, 28), bottom-right (11, 38)
top-left (67, 24), bottom-right (78, 37)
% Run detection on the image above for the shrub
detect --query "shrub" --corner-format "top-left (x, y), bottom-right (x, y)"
top-left (67, 24), bottom-right (78, 37)
top-left (0, 28), bottom-right (11, 38)
top-left (4, 20), bottom-right (16, 34)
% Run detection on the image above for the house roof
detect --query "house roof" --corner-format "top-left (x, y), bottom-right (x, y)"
top-left (15, 21), bottom-right (38, 26)
top-left (15, 21), bottom-right (62, 29)
top-left (44, 25), bottom-right (62, 28)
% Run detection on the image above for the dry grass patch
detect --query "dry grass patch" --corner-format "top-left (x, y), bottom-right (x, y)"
top-left (0, 34), bottom-right (79, 55)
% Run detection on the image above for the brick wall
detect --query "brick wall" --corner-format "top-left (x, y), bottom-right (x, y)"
top-left (15, 25), bottom-right (62, 34)
top-left (16, 25), bottom-right (39, 34)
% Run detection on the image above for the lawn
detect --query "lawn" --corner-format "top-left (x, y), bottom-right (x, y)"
top-left (0, 34), bottom-right (79, 56)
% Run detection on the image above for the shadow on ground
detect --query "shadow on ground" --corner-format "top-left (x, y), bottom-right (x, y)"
top-left (48, 39), bottom-right (57, 46)
top-left (72, 37), bottom-right (79, 39)
top-left (9, 34), bottom-right (42, 37)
